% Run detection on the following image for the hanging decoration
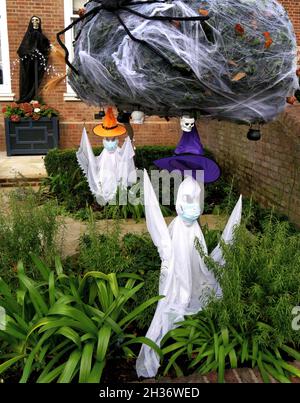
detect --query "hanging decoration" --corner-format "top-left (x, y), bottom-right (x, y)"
top-left (76, 107), bottom-right (137, 205)
top-left (136, 170), bottom-right (242, 378)
top-left (154, 117), bottom-right (221, 183)
top-left (57, 0), bottom-right (298, 124)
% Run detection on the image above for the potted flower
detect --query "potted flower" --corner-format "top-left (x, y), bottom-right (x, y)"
top-left (3, 100), bottom-right (59, 156)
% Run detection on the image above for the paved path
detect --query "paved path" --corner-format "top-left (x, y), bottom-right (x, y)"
top-left (0, 153), bottom-right (47, 187)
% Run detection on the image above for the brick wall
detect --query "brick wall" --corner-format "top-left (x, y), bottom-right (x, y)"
top-left (0, 0), bottom-right (300, 225)
top-left (198, 106), bottom-right (300, 226)
top-left (0, 0), bottom-right (299, 152)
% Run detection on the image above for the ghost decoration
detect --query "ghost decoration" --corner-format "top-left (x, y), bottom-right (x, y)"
top-left (76, 108), bottom-right (137, 205)
top-left (136, 170), bottom-right (242, 378)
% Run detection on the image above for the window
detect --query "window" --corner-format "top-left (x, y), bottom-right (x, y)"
top-left (64, 0), bottom-right (86, 101)
top-left (0, 0), bottom-right (13, 100)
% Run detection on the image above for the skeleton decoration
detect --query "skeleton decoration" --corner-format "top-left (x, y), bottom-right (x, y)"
top-left (131, 111), bottom-right (145, 124)
top-left (136, 170), bottom-right (242, 378)
top-left (180, 116), bottom-right (195, 132)
top-left (76, 108), bottom-right (137, 204)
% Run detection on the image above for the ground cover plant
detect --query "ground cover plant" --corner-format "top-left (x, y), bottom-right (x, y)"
top-left (0, 189), bottom-right (62, 283)
top-left (0, 256), bottom-right (162, 383)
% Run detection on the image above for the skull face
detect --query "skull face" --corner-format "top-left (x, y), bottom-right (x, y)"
top-left (180, 116), bottom-right (195, 132)
top-left (131, 111), bottom-right (145, 124)
top-left (31, 16), bottom-right (40, 30)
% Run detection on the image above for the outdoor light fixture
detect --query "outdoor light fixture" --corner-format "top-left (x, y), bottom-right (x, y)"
top-left (247, 127), bottom-right (262, 141)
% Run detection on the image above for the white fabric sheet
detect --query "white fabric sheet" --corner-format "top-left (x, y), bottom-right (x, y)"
top-left (76, 128), bottom-right (137, 204)
top-left (136, 170), bottom-right (242, 378)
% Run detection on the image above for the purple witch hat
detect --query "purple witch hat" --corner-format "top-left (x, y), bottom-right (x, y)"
top-left (154, 126), bottom-right (220, 183)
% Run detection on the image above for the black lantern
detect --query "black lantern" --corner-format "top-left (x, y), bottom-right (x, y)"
top-left (247, 127), bottom-right (261, 141)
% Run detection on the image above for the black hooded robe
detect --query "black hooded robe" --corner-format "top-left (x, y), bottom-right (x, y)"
top-left (17, 16), bottom-right (50, 103)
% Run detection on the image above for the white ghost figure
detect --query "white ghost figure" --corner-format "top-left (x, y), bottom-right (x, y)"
top-left (76, 127), bottom-right (137, 204)
top-left (136, 170), bottom-right (242, 378)
top-left (180, 116), bottom-right (195, 132)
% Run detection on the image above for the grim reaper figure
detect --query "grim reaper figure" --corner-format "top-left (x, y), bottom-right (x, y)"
top-left (17, 16), bottom-right (50, 103)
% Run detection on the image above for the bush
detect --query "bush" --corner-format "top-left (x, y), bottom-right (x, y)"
top-left (0, 189), bottom-right (62, 283)
top-left (0, 256), bottom-right (162, 383)
top-left (203, 219), bottom-right (300, 346)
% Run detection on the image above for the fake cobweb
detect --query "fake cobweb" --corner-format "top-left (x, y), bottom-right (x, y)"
top-left (68, 0), bottom-right (298, 124)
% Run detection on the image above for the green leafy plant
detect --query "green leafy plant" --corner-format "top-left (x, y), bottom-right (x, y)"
top-left (161, 311), bottom-right (300, 383)
top-left (0, 189), bottom-right (62, 283)
top-left (0, 255), bottom-right (162, 383)
top-left (2, 100), bottom-right (58, 122)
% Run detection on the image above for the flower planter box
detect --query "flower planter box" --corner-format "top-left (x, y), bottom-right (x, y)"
top-left (5, 117), bottom-right (59, 156)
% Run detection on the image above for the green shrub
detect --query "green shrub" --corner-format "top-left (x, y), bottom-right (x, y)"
top-left (0, 256), bottom-right (162, 383)
top-left (0, 190), bottom-right (62, 283)
top-left (202, 219), bottom-right (300, 345)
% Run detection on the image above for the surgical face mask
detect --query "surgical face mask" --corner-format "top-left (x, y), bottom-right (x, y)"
top-left (180, 202), bottom-right (201, 224)
top-left (103, 138), bottom-right (119, 152)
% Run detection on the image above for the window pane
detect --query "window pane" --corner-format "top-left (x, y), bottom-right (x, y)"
top-left (73, 0), bottom-right (86, 14)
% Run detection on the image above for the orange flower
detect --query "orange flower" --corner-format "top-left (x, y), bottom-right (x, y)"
top-left (263, 32), bottom-right (271, 38)
top-left (287, 96), bottom-right (297, 105)
top-left (235, 24), bottom-right (245, 36)
top-left (2, 107), bottom-right (7, 113)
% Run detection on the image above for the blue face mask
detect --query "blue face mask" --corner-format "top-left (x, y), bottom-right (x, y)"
top-left (180, 202), bottom-right (201, 224)
top-left (103, 138), bottom-right (119, 152)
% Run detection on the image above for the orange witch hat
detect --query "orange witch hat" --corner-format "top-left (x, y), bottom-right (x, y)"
top-left (93, 107), bottom-right (127, 137)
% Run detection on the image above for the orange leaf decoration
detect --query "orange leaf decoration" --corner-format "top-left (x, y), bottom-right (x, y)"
top-left (228, 60), bottom-right (239, 67)
top-left (287, 96), bottom-right (297, 105)
top-left (199, 9), bottom-right (209, 16)
top-left (171, 20), bottom-right (181, 29)
top-left (265, 38), bottom-right (273, 48)
top-left (232, 72), bottom-right (247, 82)
top-left (235, 24), bottom-right (245, 36)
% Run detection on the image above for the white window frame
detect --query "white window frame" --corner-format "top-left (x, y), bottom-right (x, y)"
top-left (63, 0), bottom-right (83, 101)
top-left (0, 0), bottom-right (14, 101)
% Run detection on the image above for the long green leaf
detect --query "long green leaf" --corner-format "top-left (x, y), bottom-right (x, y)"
top-left (30, 254), bottom-right (50, 281)
top-left (218, 345), bottom-right (226, 383)
top-left (79, 342), bottom-right (95, 383)
top-left (58, 349), bottom-right (81, 383)
top-left (0, 354), bottom-right (26, 375)
top-left (96, 326), bottom-right (111, 362)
